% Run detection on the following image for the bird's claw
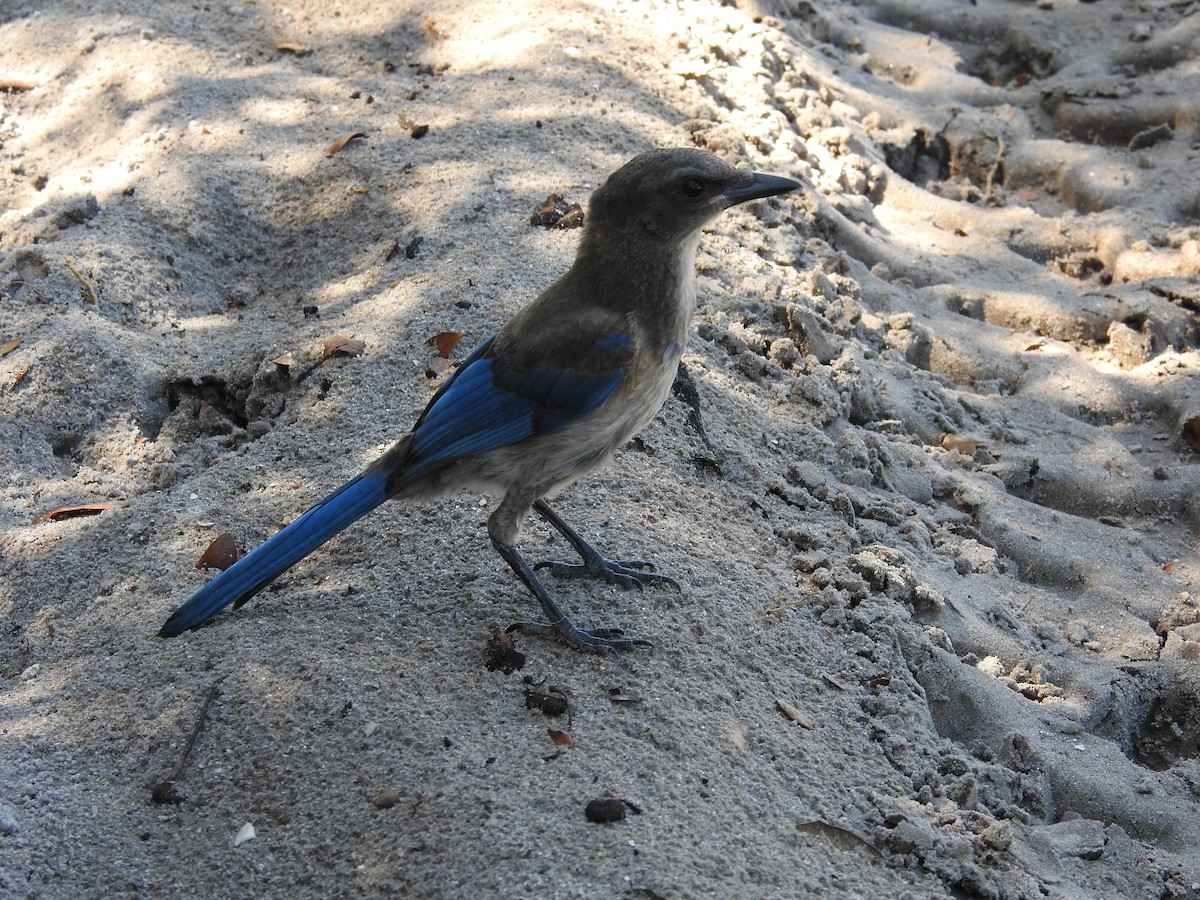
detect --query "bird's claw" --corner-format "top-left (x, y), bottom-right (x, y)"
top-left (507, 620), bottom-right (653, 654)
top-left (534, 556), bottom-right (681, 592)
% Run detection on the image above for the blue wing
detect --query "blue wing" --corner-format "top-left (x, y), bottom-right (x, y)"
top-left (403, 332), bottom-right (631, 478)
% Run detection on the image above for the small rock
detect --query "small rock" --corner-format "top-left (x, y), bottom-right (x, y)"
top-left (584, 798), bottom-right (628, 824)
top-left (373, 789), bottom-right (400, 809)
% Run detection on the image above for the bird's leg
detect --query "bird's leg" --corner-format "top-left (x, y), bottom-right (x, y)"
top-left (531, 499), bottom-right (681, 591)
top-left (492, 538), bottom-right (652, 653)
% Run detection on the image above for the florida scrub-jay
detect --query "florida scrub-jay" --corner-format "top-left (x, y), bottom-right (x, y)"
top-left (160, 148), bottom-right (799, 652)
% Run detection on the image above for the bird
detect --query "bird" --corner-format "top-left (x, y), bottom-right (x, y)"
top-left (159, 148), bottom-right (800, 652)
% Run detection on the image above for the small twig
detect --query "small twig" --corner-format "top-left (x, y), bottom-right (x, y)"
top-left (62, 257), bottom-right (98, 304)
top-left (151, 678), bottom-right (223, 804)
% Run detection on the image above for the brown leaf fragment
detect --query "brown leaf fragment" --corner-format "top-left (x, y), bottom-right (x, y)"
top-left (0, 79), bottom-right (37, 92)
top-left (7, 363), bottom-right (31, 391)
top-left (196, 532), bottom-right (239, 571)
top-left (322, 335), bottom-right (366, 359)
top-left (548, 729), bottom-right (572, 746)
top-left (426, 331), bottom-right (464, 358)
top-left (425, 19), bottom-right (447, 39)
top-left (941, 433), bottom-right (987, 455)
top-left (775, 699), bottom-right (814, 728)
top-left (325, 132), bottom-right (365, 156)
top-left (274, 41), bottom-right (310, 55)
top-left (0, 337), bottom-right (21, 357)
top-left (32, 503), bottom-right (114, 525)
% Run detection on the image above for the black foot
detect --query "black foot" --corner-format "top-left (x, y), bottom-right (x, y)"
top-left (534, 554), bottom-right (680, 591)
top-left (506, 620), bottom-right (653, 654)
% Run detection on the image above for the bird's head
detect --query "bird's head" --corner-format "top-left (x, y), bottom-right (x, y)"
top-left (586, 148), bottom-right (800, 244)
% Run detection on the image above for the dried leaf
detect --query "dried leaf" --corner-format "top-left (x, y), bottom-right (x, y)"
top-left (0, 337), bottom-right (21, 357)
top-left (7, 363), bottom-right (31, 391)
top-left (322, 335), bottom-right (366, 359)
top-left (548, 729), bottom-right (572, 746)
top-left (325, 132), bottom-right (365, 156)
top-left (775, 699), bottom-right (814, 728)
top-left (425, 19), bottom-right (447, 39)
top-left (426, 331), bottom-right (464, 358)
top-left (272, 352), bottom-right (299, 367)
top-left (274, 41), bottom-right (310, 54)
top-left (32, 503), bottom-right (114, 525)
top-left (196, 532), bottom-right (239, 571)
top-left (0, 79), bottom-right (37, 92)
top-left (941, 433), bottom-right (987, 455)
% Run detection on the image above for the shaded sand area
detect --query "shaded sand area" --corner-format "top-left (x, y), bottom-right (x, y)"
top-left (2, 0), bottom-right (1199, 896)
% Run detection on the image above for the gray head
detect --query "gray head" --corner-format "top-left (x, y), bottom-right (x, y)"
top-left (586, 148), bottom-right (799, 243)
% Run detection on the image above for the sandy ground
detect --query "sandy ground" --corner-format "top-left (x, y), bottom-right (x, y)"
top-left (3, 0), bottom-right (1200, 896)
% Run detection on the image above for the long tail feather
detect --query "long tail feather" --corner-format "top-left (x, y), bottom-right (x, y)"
top-left (159, 470), bottom-right (391, 637)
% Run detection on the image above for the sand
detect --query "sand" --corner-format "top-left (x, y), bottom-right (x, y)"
top-left (2, 0), bottom-right (1199, 896)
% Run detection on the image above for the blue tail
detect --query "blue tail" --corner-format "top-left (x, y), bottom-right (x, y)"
top-left (159, 470), bottom-right (391, 637)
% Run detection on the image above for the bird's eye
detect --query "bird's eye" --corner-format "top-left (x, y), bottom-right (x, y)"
top-left (682, 178), bottom-right (705, 198)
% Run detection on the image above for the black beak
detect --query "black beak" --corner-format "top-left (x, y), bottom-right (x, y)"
top-left (721, 172), bottom-right (801, 207)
